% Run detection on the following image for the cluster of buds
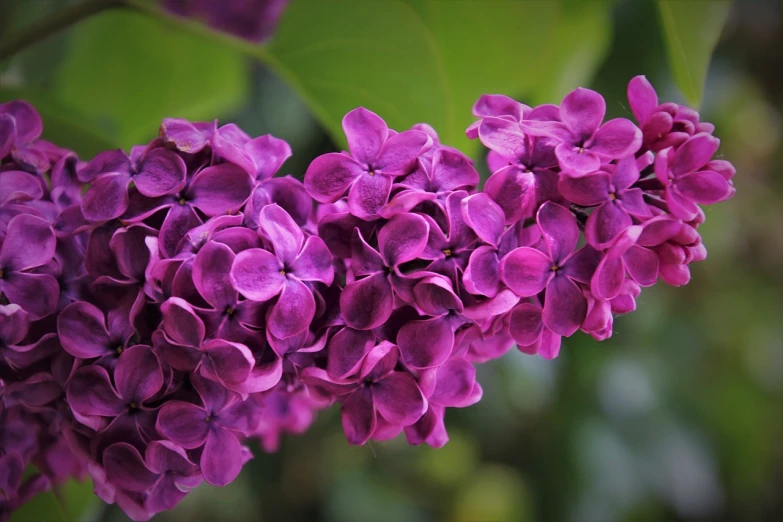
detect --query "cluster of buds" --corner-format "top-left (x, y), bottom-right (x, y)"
top-left (0, 75), bottom-right (734, 520)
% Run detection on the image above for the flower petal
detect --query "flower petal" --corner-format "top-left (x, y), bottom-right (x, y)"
top-left (244, 134), bottom-right (292, 180)
top-left (670, 133), bottom-right (720, 176)
top-left (159, 203), bottom-right (203, 258)
top-left (134, 148), bottom-right (186, 197)
top-left (156, 401), bottom-right (209, 449)
top-left (431, 149), bottom-right (479, 191)
top-left (374, 372), bottom-right (426, 425)
top-left (627, 75), bottom-right (658, 124)
top-left (542, 275), bottom-right (587, 336)
top-left (378, 212), bottom-right (429, 266)
top-left (428, 358), bottom-right (476, 407)
top-left (193, 241), bottom-right (237, 311)
top-left (268, 278), bottom-right (315, 339)
top-left (66, 366), bottom-right (124, 417)
top-left (537, 201), bottom-right (579, 264)
top-left (188, 164), bottom-right (253, 216)
top-left (560, 87), bottom-right (605, 141)
top-left (589, 118), bottom-right (642, 160)
top-left (1, 100), bottom-right (42, 144)
top-left (347, 171), bottom-right (393, 219)
top-left (258, 204), bottom-right (304, 265)
top-left (461, 193), bottom-right (505, 247)
top-left (341, 387), bottom-right (376, 445)
top-left (103, 443), bottom-right (159, 493)
top-left (342, 107), bottom-right (388, 164)
top-left (201, 427), bottom-right (243, 486)
top-left (160, 297), bottom-right (206, 348)
top-left (509, 302), bottom-right (544, 346)
top-left (462, 246), bottom-right (500, 297)
top-left (202, 339), bottom-right (254, 387)
top-left (675, 170), bottom-right (731, 204)
top-left (340, 272), bottom-right (394, 330)
top-left (585, 201), bottom-right (632, 248)
top-left (230, 248), bottom-right (285, 302)
top-left (304, 153), bottom-right (364, 203)
top-left (483, 165), bottom-right (536, 225)
top-left (326, 327), bottom-right (376, 380)
top-left (114, 345), bottom-right (163, 403)
top-left (412, 275), bottom-right (463, 316)
top-left (397, 317), bottom-right (454, 369)
top-left (557, 172), bottom-right (610, 207)
top-left (499, 247), bottom-right (552, 297)
top-left (1, 214), bottom-right (56, 271)
top-left (555, 143), bottom-right (600, 175)
top-left (57, 301), bottom-right (111, 358)
top-left (623, 245), bottom-right (659, 287)
top-left (375, 129), bottom-right (432, 175)
top-left (81, 172), bottom-right (130, 222)
top-left (1, 272), bottom-right (59, 320)
top-left (477, 117), bottom-right (526, 159)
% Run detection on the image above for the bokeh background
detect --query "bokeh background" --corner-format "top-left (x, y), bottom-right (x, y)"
top-left (1, 0), bottom-right (781, 521)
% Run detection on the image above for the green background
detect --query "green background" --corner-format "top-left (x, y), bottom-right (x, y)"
top-left (1, 0), bottom-right (781, 521)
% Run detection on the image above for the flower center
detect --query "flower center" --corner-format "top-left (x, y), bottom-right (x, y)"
top-left (224, 306), bottom-right (235, 316)
top-left (115, 345), bottom-right (124, 355)
top-left (550, 264), bottom-right (559, 272)
top-left (578, 147), bottom-right (585, 154)
top-left (178, 198), bottom-right (187, 206)
top-left (0, 269), bottom-right (4, 279)
top-left (609, 192), bottom-right (616, 201)
top-left (128, 402), bottom-right (138, 411)
top-left (279, 269), bottom-right (287, 276)
top-left (442, 248), bottom-right (452, 258)
top-left (204, 416), bottom-right (212, 423)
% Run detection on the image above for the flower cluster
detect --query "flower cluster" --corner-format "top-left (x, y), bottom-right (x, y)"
top-left (0, 75), bottom-right (734, 521)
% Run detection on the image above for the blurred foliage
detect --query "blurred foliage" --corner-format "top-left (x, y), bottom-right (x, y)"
top-left (1, 0), bottom-right (782, 521)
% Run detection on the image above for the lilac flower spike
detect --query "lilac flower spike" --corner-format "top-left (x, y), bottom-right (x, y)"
top-left (304, 107), bottom-right (432, 219)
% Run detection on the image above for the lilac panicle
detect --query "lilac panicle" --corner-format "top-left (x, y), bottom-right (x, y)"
top-left (0, 74), bottom-right (735, 520)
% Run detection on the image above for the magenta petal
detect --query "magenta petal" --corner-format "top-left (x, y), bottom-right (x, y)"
top-left (542, 275), bottom-right (587, 336)
top-left (627, 75), bottom-right (658, 123)
top-left (461, 193), bottom-right (505, 246)
top-left (561, 87), bottom-right (605, 140)
top-left (509, 303), bottom-right (544, 346)
top-left (202, 339), bottom-right (254, 387)
top-left (156, 401), bottom-right (209, 449)
top-left (342, 107), bottom-right (388, 164)
top-left (230, 248), bottom-right (285, 302)
top-left (463, 246), bottom-right (500, 298)
top-left (81, 172), bottom-right (130, 222)
top-left (537, 202), bottom-right (580, 264)
top-left (2, 272), bottom-right (59, 320)
top-left (304, 153), bottom-right (364, 203)
top-left (538, 329), bottom-right (562, 359)
top-left (557, 172), bottom-right (610, 206)
top-left (104, 443), bottom-right (159, 493)
top-left (193, 241), bottom-right (237, 311)
top-left (585, 201), bottom-right (632, 248)
top-left (431, 149), bottom-right (479, 191)
top-left (477, 117), bottom-right (527, 159)
top-left (2, 100), bottom-right (42, 143)
top-left (291, 236), bottom-right (334, 284)
top-left (160, 118), bottom-right (214, 153)
top-left (341, 387), bottom-right (376, 445)
top-left (347, 171), bottom-right (393, 219)
top-left (374, 372), bottom-right (426, 425)
top-left (0, 304), bottom-right (28, 346)
top-left (483, 166), bottom-right (536, 225)
top-left (66, 366), bottom-right (124, 417)
top-left (340, 272), bottom-right (394, 330)
top-left (161, 297), bottom-right (206, 348)
top-left (134, 148), bottom-right (186, 197)
top-left (57, 301), bottom-right (111, 358)
top-left (412, 275), bottom-right (463, 316)
top-left (623, 245), bottom-right (659, 287)
top-left (115, 346), bottom-right (163, 402)
top-left (591, 255), bottom-right (625, 300)
top-left (555, 143), bottom-right (600, 175)
top-left (188, 164), bottom-right (253, 216)
top-left (1, 214), bottom-right (56, 271)
top-left (159, 203), bottom-right (202, 258)
top-left (499, 247), bottom-right (552, 297)
top-left (429, 358), bottom-right (476, 407)
top-left (258, 204), bottom-right (304, 265)
top-left (244, 134), bottom-right (292, 180)
top-left (670, 133), bottom-right (720, 176)
top-left (375, 129), bottom-right (432, 175)
top-left (0, 170), bottom-right (43, 205)
top-left (589, 118), bottom-right (642, 159)
top-left (201, 427), bottom-right (243, 486)
top-left (398, 317), bottom-right (454, 369)
top-left (473, 94), bottom-right (528, 121)
top-left (675, 171), bottom-right (731, 204)
top-left (0, 115), bottom-right (14, 158)
top-left (350, 229), bottom-right (386, 276)
top-left (378, 213), bottom-right (429, 266)
top-left (268, 278), bottom-right (315, 339)
top-left (327, 327), bottom-right (376, 380)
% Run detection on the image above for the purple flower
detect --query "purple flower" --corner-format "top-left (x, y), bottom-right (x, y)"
top-left (0, 100), bottom-right (49, 173)
top-left (79, 148), bottom-right (186, 222)
top-left (558, 155), bottom-right (651, 248)
top-left (156, 374), bottom-right (258, 486)
top-left (304, 107), bottom-right (432, 219)
top-left (231, 204), bottom-right (333, 339)
top-left (159, 118), bottom-right (216, 154)
top-left (500, 202), bottom-right (600, 336)
top-left (0, 214), bottom-right (59, 319)
top-left (212, 124), bottom-right (292, 180)
top-left (653, 133), bottom-right (733, 220)
top-left (0, 304), bottom-right (59, 371)
top-left (339, 213), bottom-right (429, 330)
top-left (302, 341), bottom-right (426, 445)
top-left (521, 87), bottom-right (642, 175)
top-left (508, 301), bottom-right (561, 359)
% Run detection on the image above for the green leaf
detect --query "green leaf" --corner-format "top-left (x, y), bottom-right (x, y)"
top-left (657, 0), bottom-right (732, 108)
top-left (51, 8), bottom-right (248, 151)
top-left (264, 0), bottom-right (614, 154)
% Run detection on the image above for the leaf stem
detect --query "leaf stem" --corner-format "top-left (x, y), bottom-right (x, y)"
top-left (0, 0), bottom-right (123, 61)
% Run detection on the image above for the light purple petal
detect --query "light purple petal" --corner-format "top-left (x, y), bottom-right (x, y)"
top-left (1, 100), bottom-right (42, 144)
top-left (202, 339), bottom-right (254, 387)
top-left (477, 117), bottom-right (526, 159)
top-left (230, 248), bottom-right (285, 302)
top-left (429, 358), bottom-right (476, 407)
top-left (161, 297), bottom-right (206, 348)
top-left (462, 246), bottom-right (500, 297)
top-left (591, 255), bottom-right (625, 300)
top-left (675, 171), bottom-right (731, 204)
top-left (509, 303), bottom-right (544, 346)
top-left (0, 170), bottom-right (43, 206)
top-left (290, 236), bottom-right (334, 284)
top-left (347, 171), bottom-right (393, 219)
top-left (134, 148), bottom-right (186, 197)
top-left (193, 241), bottom-right (237, 311)
top-left (483, 166), bottom-right (537, 225)
top-left (244, 134), bottom-right (292, 180)
top-left (557, 172), bottom-right (610, 207)
top-left (156, 401), bottom-right (209, 449)
top-left (670, 133), bottom-right (720, 176)
top-left (201, 427), bottom-right (243, 486)
top-left (326, 327), bottom-right (376, 380)
top-left (461, 193), bottom-right (505, 247)
top-left (555, 143), bottom-right (601, 175)
top-left (375, 129), bottom-right (432, 175)
top-left (258, 204), bottom-right (304, 265)
top-left (537, 202), bottom-right (579, 264)
top-left (431, 149), bottom-right (479, 191)
top-left (585, 201), bottom-right (632, 248)
top-left (623, 245), bottom-right (659, 287)
top-left (81, 172), bottom-right (130, 222)
top-left (412, 275), bottom-right (463, 316)
top-left (627, 75), bottom-right (658, 124)
top-left (588, 118), bottom-right (642, 160)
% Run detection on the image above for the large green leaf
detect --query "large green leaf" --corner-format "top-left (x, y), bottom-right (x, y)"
top-left (264, 0), bottom-right (615, 154)
top-left (657, 0), bottom-right (732, 108)
top-left (52, 8), bottom-right (248, 151)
